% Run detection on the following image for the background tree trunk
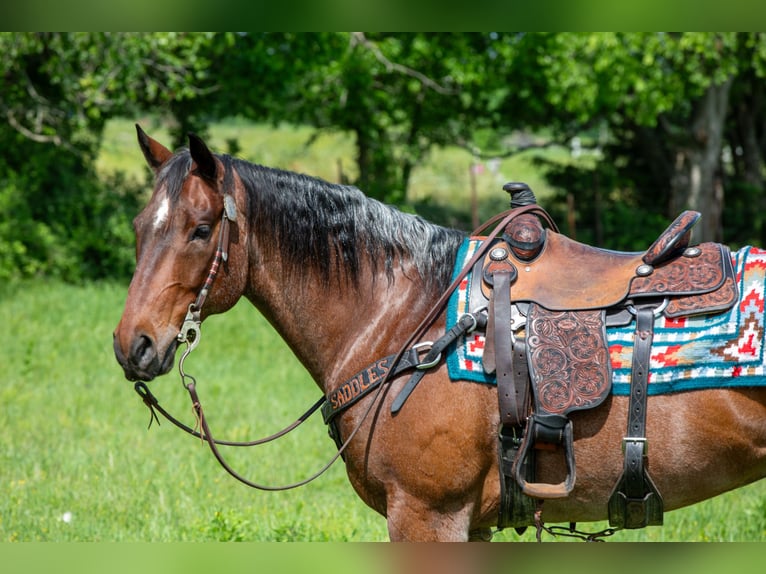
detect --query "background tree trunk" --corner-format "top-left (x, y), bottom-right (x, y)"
top-left (668, 78), bottom-right (733, 243)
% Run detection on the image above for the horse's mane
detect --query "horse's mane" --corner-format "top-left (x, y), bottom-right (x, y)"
top-left (158, 150), bottom-right (466, 291)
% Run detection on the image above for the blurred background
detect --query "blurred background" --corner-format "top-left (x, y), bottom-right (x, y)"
top-left (2, 32), bottom-right (766, 544)
top-left (2, 32), bottom-right (766, 285)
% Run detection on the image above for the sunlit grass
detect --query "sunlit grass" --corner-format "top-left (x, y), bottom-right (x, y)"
top-left (0, 281), bottom-right (388, 541)
top-left (2, 279), bottom-right (765, 541)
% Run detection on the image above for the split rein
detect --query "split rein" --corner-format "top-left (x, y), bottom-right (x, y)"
top-left (132, 202), bottom-right (553, 492)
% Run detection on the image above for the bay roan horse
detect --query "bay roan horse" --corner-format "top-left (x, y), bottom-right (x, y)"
top-left (113, 126), bottom-right (766, 541)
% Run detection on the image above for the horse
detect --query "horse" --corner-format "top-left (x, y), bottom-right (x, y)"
top-left (113, 126), bottom-right (766, 541)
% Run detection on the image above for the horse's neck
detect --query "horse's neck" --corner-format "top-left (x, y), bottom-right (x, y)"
top-left (245, 257), bottom-right (433, 394)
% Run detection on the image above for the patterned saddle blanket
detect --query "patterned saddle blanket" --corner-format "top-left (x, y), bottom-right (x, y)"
top-left (447, 241), bottom-right (766, 395)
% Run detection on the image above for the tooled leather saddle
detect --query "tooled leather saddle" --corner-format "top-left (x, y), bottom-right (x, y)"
top-left (478, 184), bottom-right (739, 531)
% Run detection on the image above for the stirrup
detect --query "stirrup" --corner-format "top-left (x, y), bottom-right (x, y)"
top-left (513, 414), bottom-right (575, 499)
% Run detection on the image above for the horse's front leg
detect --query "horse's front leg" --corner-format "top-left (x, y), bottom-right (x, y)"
top-left (385, 491), bottom-right (476, 541)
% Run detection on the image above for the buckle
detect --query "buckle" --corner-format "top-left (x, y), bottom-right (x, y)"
top-left (413, 342), bottom-right (442, 370)
top-left (626, 299), bottom-right (668, 318)
top-left (622, 437), bottom-right (648, 455)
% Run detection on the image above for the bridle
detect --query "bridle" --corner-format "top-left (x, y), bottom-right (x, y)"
top-left (131, 173), bottom-right (554, 491)
top-left (133, 180), bottom-right (382, 490)
top-left (133, 183), bottom-right (348, 490)
top-left (175, 193), bottom-right (237, 356)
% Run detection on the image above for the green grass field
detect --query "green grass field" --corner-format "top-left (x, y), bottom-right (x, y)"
top-left (2, 119), bottom-right (765, 542)
top-left (0, 279), bottom-right (390, 541)
top-left (2, 280), bottom-right (766, 542)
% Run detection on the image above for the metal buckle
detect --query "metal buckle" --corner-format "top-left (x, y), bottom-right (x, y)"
top-left (622, 437), bottom-right (648, 455)
top-left (626, 298), bottom-right (669, 318)
top-left (458, 313), bottom-right (479, 333)
top-left (223, 194), bottom-right (238, 222)
top-left (413, 342), bottom-right (442, 370)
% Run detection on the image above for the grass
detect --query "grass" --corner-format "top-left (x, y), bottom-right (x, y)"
top-left (2, 118), bottom-right (765, 542)
top-left (1, 279), bottom-right (765, 542)
top-left (0, 280), bottom-right (389, 541)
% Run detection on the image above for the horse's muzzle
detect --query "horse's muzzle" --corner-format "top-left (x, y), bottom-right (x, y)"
top-left (113, 332), bottom-right (178, 381)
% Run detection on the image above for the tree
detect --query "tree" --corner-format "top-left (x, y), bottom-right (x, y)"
top-left (4, 33), bottom-right (764, 281)
top-left (0, 32), bottom-right (217, 280)
top-left (200, 32), bottom-right (502, 203)
top-left (484, 33), bottom-right (761, 244)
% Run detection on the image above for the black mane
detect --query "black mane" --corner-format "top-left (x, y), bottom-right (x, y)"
top-left (158, 150), bottom-right (466, 292)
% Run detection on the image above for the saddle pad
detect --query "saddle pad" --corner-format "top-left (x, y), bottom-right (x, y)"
top-left (446, 239), bottom-right (766, 395)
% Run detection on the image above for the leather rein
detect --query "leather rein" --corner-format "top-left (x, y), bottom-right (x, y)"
top-left (132, 188), bottom-right (554, 491)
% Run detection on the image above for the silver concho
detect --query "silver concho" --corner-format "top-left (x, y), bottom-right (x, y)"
top-left (490, 247), bottom-right (509, 261)
top-left (635, 264), bottom-right (654, 277)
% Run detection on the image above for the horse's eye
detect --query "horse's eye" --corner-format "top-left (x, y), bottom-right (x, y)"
top-left (191, 224), bottom-right (212, 241)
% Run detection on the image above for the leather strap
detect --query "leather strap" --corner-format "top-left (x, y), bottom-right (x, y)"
top-left (135, 381), bottom-right (324, 446)
top-left (493, 269), bottom-right (526, 427)
top-left (194, 209), bottom-right (232, 312)
top-left (498, 421), bottom-right (536, 531)
top-left (607, 305), bottom-right (664, 528)
top-left (323, 347), bottom-right (423, 425)
top-left (185, 380), bottom-right (345, 491)
top-left (483, 295), bottom-right (498, 375)
top-left (390, 312), bottom-right (486, 414)
top-left (624, 306), bottom-right (654, 499)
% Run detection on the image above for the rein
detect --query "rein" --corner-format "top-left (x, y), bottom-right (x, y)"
top-left (133, 192), bottom-right (557, 491)
top-left (134, 189), bottom-right (351, 490)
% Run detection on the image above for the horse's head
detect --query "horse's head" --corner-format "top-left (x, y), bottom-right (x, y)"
top-left (113, 126), bottom-right (246, 382)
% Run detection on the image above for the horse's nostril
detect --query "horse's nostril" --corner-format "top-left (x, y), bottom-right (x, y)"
top-left (130, 334), bottom-right (156, 370)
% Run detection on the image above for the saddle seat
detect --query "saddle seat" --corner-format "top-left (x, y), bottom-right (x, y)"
top-left (478, 210), bottom-right (733, 314)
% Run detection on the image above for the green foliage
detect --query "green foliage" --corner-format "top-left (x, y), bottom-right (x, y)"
top-left (3, 32), bottom-right (766, 281)
top-left (0, 175), bottom-right (54, 280)
top-left (0, 131), bottom-right (143, 281)
top-left (199, 510), bottom-right (253, 542)
top-left (200, 33), bottom-right (507, 202)
top-left (0, 32), bottom-right (216, 281)
top-left (0, 32), bottom-right (217, 143)
top-left (489, 32), bottom-right (764, 243)
top-left (534, 154), bottom-right (673, 249)
top-left (495, 33), bottom-right (739, 130)
top-left (721, 180), bottom-right (766, 248)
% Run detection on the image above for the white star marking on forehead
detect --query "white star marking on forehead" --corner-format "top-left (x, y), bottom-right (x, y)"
top-left (153, 195), bottom-right (170, 229)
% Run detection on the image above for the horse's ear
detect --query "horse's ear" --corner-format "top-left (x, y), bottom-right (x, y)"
top-left (188, 133), bottom-right (217, 181)
top-left (136, 124), bottom-right (172, 172)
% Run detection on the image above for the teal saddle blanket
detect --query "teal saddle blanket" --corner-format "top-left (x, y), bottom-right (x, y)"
top-left (446, 241), bottom-right (766, 395)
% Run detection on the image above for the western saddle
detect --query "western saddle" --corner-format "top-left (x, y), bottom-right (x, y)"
top-left (474, 183), bottom-right (738, 531)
